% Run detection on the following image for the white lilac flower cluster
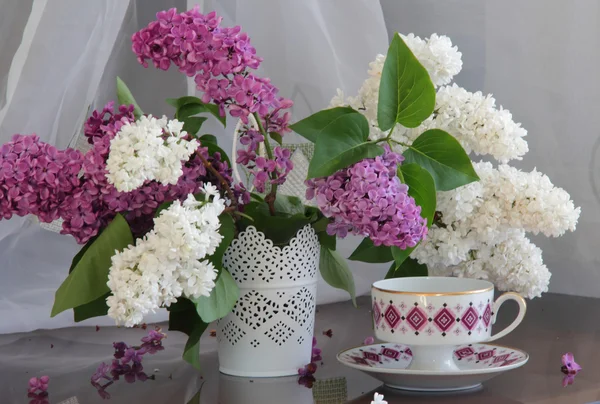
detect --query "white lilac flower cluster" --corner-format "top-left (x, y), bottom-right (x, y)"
top-left (331, 34), bottom-right (581, 298)
top-left (106, 184), bottom-right (225, 327)
top-left (412, 162), bottom-right (579, 298)
top-left (106, 115), bottom-right (199, 192)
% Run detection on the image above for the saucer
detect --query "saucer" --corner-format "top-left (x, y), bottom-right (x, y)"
top-left (337, 342), bottom-right (528, 392)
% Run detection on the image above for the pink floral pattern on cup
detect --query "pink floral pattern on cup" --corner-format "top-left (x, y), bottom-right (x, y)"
top-left (373, 298), bottom-right (493, 338)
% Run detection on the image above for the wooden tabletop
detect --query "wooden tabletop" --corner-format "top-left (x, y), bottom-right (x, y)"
top-left (0, 292), bottom-right (596, 403)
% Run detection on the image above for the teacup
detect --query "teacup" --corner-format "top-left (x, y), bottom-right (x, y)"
top-left (371, 277), bottom-right (526, 372)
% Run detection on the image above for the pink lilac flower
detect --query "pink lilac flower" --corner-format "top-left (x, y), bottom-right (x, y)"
top-left (69, 103), bottom-right (240, 243)
top-left (140, 327), bottom-right (167, 354)
top-left (91, 329), bottom-right (163, 398)
top-left (28, 376), bottom-right (49, 394)
top-left (306, 145), bottom-right (428, 248)
top-left (131, 7), bottom-right (293, 187)
top-left (0, 134), bottom-right (83, 223)
top-left (27, 393), bottom-right (49, 404)
top-left (561, 353), bottom-right (581, 375)
top-left (363, 336), bottom-right (375, 345)
top-left (311, 337), bottom-right (322, 362)
top-left (562, 374), bottom-right (576, 388)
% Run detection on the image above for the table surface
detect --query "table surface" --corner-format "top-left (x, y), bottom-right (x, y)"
top-left (0, 292), bottom-right (598, 403)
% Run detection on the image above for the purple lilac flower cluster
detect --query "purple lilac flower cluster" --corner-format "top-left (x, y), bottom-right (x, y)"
top-left (236, 128), bottom-right (294, 192)
top-left (0, 135), bottom-right (83, 223)
top-left (131, 7), bottom-right (293, 192)
top-left (27, 376), bottom-right (49, 404)
top-left (306, 145), bottom-right (428, 249)
top-left (91, 328), bottom-right (166, 399)
top-left (0, 102), bottom-right (241, 244)
top-left (64, 102), bottom-right (214, 242)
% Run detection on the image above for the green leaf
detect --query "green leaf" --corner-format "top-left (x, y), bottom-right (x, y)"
top-left (320, 248), bottom-right (356, 306)
top-left (377, 33), bottom-right (435, 130)
top-left (168, 297), bottom-right (209, 370)
top-left (239, 201), bottom-right (316, 246)
top-left (274, 195), bottom-right (305, 216)
top-left (388, 164), bottom-right (436, 268)
top-left (290, 107), bottom-right (359, 143)
top-left (308, 113), bottom-right (384, 178)
top-left (169, 96), bottom-right (226, 127)
top-left (348, 238), bottom-right (394, 263)
top-left (311, 217), bottom-right (330, 233)
top-left (318, 232), bottom-right (336, 250)
top-left (207, 214), bottom-right (235, 270)
top-left (182, 321), bottom-right (209, 370)
top-left (68, 235), bottom-right (98, 273)
top-left (390, 245), bottom-right (415, 269)
top-left (400, 163), bottom-right (436, 228)
top-left (403, 129), bottom-right (479, 191)
top-left (385, 257), bottom-right (428, 279)
top-left (73, 293), bottom-right (109, 322)
top-left (155, 200), bottom-right (174, 218)
top-left (51, 214), bottom-right (133, 317)
top-left (202, 138), bottom-right (231, 167)
top-left (269, 132), bottom-right (283, 145)
top-left (250, 192), bottom-right (265, 203)
top-left (199, 134), bottom-right (217, 144)
top-left (182, 116), bottom-right (208, 136)
top-left (166, 96), bottom-right (201, 109)
top-left (117, 77), bottom-right (143, 119)
top-left (195, 270), bottom-right (239, 323)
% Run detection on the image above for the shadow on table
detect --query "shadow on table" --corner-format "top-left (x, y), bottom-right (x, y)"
top-left (347, 386), bottom-right (525, 404)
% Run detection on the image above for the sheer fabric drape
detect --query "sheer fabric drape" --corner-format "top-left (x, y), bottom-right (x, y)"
top-left (0, 0), bottom-right (388, 333)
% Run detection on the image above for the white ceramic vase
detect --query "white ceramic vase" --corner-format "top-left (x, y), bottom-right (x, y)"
top-left (217, 225), bottom-right (320, 377)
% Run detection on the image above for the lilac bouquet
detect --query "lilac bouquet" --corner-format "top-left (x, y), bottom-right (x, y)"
top-left (0, 7), bottom-right (474, 368)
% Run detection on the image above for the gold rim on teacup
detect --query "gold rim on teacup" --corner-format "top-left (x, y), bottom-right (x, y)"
top-left (372, 277), bottom-right (493, 296)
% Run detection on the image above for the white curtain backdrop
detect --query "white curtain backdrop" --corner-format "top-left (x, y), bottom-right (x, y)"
top-left (0, 0), bottom-right (388, 333)
top-left (1, 0), bottom-right (596, 334)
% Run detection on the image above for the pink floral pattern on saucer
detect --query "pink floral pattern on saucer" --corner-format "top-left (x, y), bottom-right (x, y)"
top-left (338, 343), bottom-right (526, 371)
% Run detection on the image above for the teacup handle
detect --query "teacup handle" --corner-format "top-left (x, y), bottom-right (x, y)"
top-left (485, 292), bottom-right (527, 342)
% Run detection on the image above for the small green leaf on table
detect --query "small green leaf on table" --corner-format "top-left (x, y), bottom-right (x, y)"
top-left (403, 129), bottom-right (479, 191)
top-left (51, 214), bottom-right (133, 317)
top-left (377, 33), bottom-right (436, 130)
top-left (319, 248), bottom-right (356, 307)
